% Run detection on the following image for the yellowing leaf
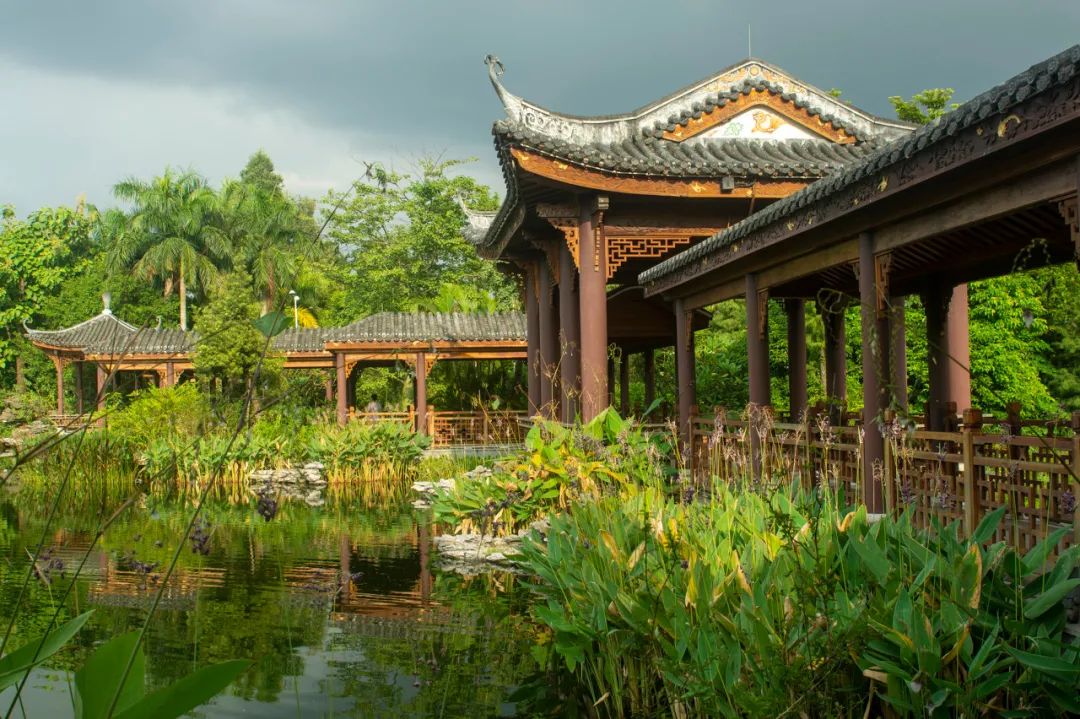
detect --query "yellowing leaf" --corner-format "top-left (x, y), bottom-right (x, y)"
top-left (627, 541), bottom-right (646, 570)
top-left (599, 530), bottom-right (621, 560)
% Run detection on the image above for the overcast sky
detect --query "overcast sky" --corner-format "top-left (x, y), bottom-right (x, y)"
top-left (2, 1), bottom-right (1078, 213)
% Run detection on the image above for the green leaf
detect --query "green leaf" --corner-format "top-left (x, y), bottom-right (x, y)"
top-left (1003, 646), bottom-right (1080, 677)
top-left (253, 310), bottom-right (289, 338)
top-left (114, 660), bottom-right (250, 719)
top-left (75, 631), bottom-right (146, 719)
top-left (972, 506), bottom-right (1006, 544)
top-left (1023, 578), bottom-right (1080, 619)
top-left (0, 611), bottom-right (93, 691)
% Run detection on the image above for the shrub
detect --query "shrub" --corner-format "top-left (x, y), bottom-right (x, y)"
top-left (108, 383), bottom-right (209, 450)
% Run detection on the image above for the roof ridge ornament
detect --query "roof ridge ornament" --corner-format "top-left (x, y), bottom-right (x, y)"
top-left (485, 54), bottom-right (523, 120)
top-left (102, 292), bottom-right (112, 315)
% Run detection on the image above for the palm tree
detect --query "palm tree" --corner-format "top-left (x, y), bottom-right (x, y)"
top-left (219, 180), bottom-right (304, 315)
top-left (107, 168), bottom-right (230, 330)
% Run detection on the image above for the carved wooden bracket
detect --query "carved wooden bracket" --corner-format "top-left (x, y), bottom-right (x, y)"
top-left (874, 251), bottom-right (892, 318)
top-left (537, 203), bottom-right (580, 269)
top-left (606, 234), bottom-right (693, 278)
top-left (593, 211), bottom-right (605, 274)
top-left (757, 289), bottom-right (770, 339)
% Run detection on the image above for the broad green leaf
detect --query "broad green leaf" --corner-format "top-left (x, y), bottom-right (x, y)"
top-left (972, 506), bottom-right (1006, 544)
top-left (75, 631), bottom-right (146, 719)
top-left (0, 611), bottom-right (93, 691)
top-left (1023, 578), bottom-right (1080, 619)
top-left (114, 660), bottom-right (250, 719)
top-left (253, 310), bottom-right (290, 338)
top-left (1020, 528), bottom-right (1069, 575)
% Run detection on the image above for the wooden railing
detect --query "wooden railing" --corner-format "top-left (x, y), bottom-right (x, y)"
top-left (690, 408), bottom-right (1080, 554)
top-left (349, 408), bottom-right (527, 447)
top-left (429, 411), bottom-right (527, 446)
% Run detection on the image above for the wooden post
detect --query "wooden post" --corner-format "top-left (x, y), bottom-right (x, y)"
top-left (947, 284), bottom-right (972, 417)
top-left (524, 261), bottom-right (541, 415)
top-left (858, 232), bottom-right (886, 513)
top-left (578, 196), bottom-right (609, 420)
top-left (1071, 412), bottom-right (1080, 547)
top-left (335, 353), bottom-right (347, 426)
top-left (643, 349), bottom-right (656, 412)
top-left (538, 256), bottom-right (558, 417)
top-left (164, 362), bottom-right (175, 388)
top-left (676, 299), bottom-right (695, 448)
top-left (95, 364), bottom-right (107, 411)
top-left (962, 408), bottom-right (982, 536)
top-left (785, 299), bottom-right (807, 421)
top-left (619, 352), bottom-right (630, 417)
top-left (426, 404), bottom-right (436, 438)
top-left (415, 352), bottom-right (428, 435)
top-left (558, 240), bottom-right (581, 423)
top-left (884, 408), bottom-right (896, 514)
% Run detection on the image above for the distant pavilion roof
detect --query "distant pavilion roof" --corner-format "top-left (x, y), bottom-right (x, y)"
top-left (639, 44), bottom-right (1080, 291)
top-left (26, 306), bottom-right (527, 367)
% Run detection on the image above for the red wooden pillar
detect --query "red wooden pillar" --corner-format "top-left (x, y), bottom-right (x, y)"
top-left (524, 261), bottom-right (541, 415)
top-left (947, 284), bottom-right (972, 415)
top-left (643, 349), bottom-right (656, 411)
top-left (415, 352), bottom-right (428, 435)
top-left (558, 241), bottom-right (581, 423)
top-left (785, 299), bottom-right (808, 421)
top-left (578, 197), bottom-right (609, 421)
top-left (858, 233), bottom-right (886, 513)
top-left (95, 364), bottom-right (107, 415)
top-left (537, 256), bottom-right (558, 417)
top-left (675, 299), bottom-right (695, 447)
top-left (891, 296), bottom-right (908, 412)
top-left (335, 352), bottom-right (347, 426)
top-left (165, 362), bottom-right (176, 387)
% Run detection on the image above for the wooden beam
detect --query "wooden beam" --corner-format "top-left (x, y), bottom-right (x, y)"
top-left (513, 148), bottom-right (808, 200)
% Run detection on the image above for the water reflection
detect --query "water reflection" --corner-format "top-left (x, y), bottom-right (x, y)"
top-left (0, 486), bottom-right (537, 717)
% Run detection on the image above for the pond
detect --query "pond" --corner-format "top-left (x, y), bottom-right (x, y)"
top-left (0, 484), bottom-right (540, 717)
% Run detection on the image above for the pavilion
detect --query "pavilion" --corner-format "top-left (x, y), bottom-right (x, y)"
top-left (637, 45), bottom-right (1080, 514)
top-left (25, 301), bottom-right (529, 435)
top-left (471, 54), bottom-right (913, 422)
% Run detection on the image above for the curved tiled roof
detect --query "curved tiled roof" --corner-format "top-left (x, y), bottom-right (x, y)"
top-left (329, 312), bottom-right (526, 344)
top-left (640, 44), bottom-right (1080, 286)
top-left (25, 311), bottom-right (137, 350)
top-left (495, 122), bottom-right (879, 180)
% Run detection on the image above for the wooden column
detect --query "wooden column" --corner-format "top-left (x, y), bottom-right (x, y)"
top-left (821, 300), bottom-right (847, 424)
top-left (165, 362), bottom-right (176, 388)
top-left (415, 352), bottom-right (428, 435)
top-left (890, 297), bottom-right (908, 412)
top-left (745, 275), bottom-right (770, 407)
top-left (335, 353), bottom-right (347, 426)
top-left (947, 283), bottom-right (972, 415)
top-left (785, 299), bottom-right (807, 420)
top-left (524, 261), bottom-right (541, 415)
top-left (675, 299), bottom-right (696, 447)
top-left (324, 375), bottom-right (333, 403)
top-left (643, 349), bottom-right (656, 411)
top-left (95, 364), bottom-right (107, 412)
top-left (578, 197), bottom-right (608, 420)
top-left (619, 353), bottom-right (631, 416)
top-left (858, 233), bottom-right (886, 513)
top-left (924, 280), bottom-right (950, 431)
top-left (537, 256), bottom-right (557, 417)
top-left (54, 358), bottom-right (65, 416)
top-left (558, 241), bottom-right (581, 423)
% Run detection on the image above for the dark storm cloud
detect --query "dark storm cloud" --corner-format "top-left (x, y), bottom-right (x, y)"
top-left (2, 0), bottom-right (1079, 209)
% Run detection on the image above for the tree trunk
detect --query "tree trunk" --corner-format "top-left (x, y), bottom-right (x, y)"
top-left (178, 265), bottom-right (187, 331)
top-left (164, 275), bottom-right (174, 297)
top-left (15, 355), bottom-right (25, 390)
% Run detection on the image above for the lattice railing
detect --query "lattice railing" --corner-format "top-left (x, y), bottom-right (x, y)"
top-left (429, 411), bottom-right (527, 447)
top-left (690, 408), bottom-right (1080, 554)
